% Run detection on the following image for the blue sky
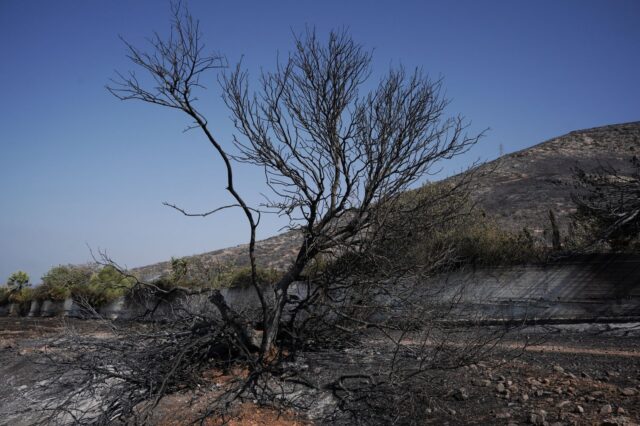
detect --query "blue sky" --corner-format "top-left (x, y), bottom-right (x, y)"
top-left (1, 0), bottom-right (639, 283)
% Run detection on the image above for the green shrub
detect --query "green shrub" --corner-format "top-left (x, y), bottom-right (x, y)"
top-left (71, 265), bottom-right (135, 307)
top-left (37, 265), bottom-right (93, 301)
top-left (8, 286), bottom-right (34, 304)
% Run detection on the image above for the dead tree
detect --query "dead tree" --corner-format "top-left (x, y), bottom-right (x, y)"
top-left (26, 4), bottom-right (525, 424)
top-left (108, 3), bottom-right (480, 353)
top-left (571, 156), bottom-right (640, 249)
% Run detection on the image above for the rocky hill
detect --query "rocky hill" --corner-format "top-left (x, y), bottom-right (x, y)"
top-left (132, 121), bottom-right (640, 279)
top-left (473, 121), bottom-right (640, 233)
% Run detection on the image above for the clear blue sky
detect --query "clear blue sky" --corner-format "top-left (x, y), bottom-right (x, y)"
top-left (1, 0), bottom-right (639, 283)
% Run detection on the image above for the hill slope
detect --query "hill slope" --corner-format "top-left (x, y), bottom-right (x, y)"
top-left (132, 121), bottom-right (640, 280)
top-left (473, 121), bottom-right (640, 233)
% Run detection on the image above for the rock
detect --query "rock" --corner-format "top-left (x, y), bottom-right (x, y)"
top-left (575, 405), bottom-right (584, 414)
top-left (496, 411), bottom-right (511, 419)
top-left (520, 392), bottom-right (530, 402)
top-left (497, 383), bottom-right (506, 393)
top-left (472, 378), bottom-right (491, 387)
top-left (601, 417), bottom-right (634, 426)
top-left (617, 407), bottom-right (626, 415)
top-left (17, 385), bottom-right (27, 391)
top-left (454, 388), bottom-right (469, 401)
top-left (600, 404), bottom-right (612, 415)
top-left (448, 408), bottom-right (457, 416)
top-left (556, 400), bottom-right (571, 409)
top-left (529, 409), bottom-right (547, 425)
top-left (553, 365), bottom-right (565, 373)
top-left (620, 388), bottom-right (636, 396)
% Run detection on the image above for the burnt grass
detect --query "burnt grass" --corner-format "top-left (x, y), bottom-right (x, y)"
top-left (0, 318), bottom-right (639, 425)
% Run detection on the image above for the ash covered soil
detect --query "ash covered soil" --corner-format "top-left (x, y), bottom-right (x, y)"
top-left (1, 318), bottom-right (638, 425)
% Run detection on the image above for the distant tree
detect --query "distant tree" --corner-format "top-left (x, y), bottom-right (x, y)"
top-left (38, 265), bottom-right (93, 301)
top-left (571, 156), bottom-right (640, 250)
top-left (73, 265), bottom-right (135, 307)
top-left (7, 270), bottom-right (30, 292)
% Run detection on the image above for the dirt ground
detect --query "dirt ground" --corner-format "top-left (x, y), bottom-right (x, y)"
top-left (0, 318), bottom-right (638, 425)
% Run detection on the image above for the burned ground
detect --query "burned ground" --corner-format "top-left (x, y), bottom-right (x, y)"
top-left (1, 318), bottom-right (638, 425)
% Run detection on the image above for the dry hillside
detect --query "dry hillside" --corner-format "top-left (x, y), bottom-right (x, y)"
top-left (473, 121), bottom-right (640, 233)
top-left (132, 121), bottom-right (640, 279)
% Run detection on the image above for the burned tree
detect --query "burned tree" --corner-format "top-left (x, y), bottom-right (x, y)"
top-left (34, 4), bottom-right (524, 424)
top-left (571, 156), bottom-right (640, 250)
top-left (107, 4), bottom-right (480, 353)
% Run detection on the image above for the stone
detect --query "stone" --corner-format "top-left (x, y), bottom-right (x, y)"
top-left (496, 411), bottom-right (511, 419)
top-left (473, 378), bottom-right (491, 387)
top-left (617, 407), bottom-right (626, 415)
top-left (601, 417), bottom-right (633, 426)
top-left (529, 409), bottom-right (547, 425)
top-left (454, 388), bottom-right (469, 401)
top-left (556, 400), bottom-right (571, 409)
top-left (621, 388), bottom-right (636, 396)
top-left (553, 365), bottom-right (565, 373)
top-left (575, 405), bottom-right (584, 414)
top-left (600, 404), bottom-right (612, 415)
top-left (497, 383), bottom-right (506, 393)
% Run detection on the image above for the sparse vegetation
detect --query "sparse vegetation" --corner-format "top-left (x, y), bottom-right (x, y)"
top-left (374, 181), bottom-right (549, 271)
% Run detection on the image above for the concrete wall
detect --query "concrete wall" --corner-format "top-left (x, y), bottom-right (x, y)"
top-left (443, 254), bottom-right (640, 320)
top-left (1, 254), bottom-right (638, 321)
